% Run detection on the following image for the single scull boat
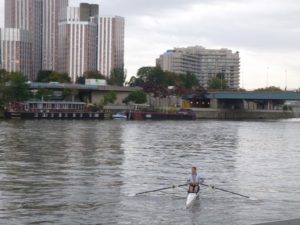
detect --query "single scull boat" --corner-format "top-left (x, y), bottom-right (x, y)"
top-left (186, 190), bottom-right (200, 208)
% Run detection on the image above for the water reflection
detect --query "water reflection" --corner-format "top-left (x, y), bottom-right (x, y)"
top-left (0, 120), bottom-right (127, 224)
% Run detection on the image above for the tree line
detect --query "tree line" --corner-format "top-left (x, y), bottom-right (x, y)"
top-left (0, 69), bottom-right (146, 109)
top-left (36, 68), bottom-right (126, 86)
top-left (0, 70), bottom-right (31, 109)
top-left (1, 65), bottom-right (285, 110)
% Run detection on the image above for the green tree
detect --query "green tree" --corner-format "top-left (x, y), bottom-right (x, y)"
top-left (109, 68), bottom-right (127, 86)
top-left (136, 66), bottom-right (199, 89)
top-left (76, 76), bottom-right (85, 84)
top-left (76, 71), bottom-right (106, 84)
top-left (103, 91), bottom-right (117, 105)
top-left (35, 89), bottom-right (53, 101)
top-left (123, 90), bottom-right (147, 104)
top-left (0, 69), bottom-right (9, 81)
top-left (0, 70), bottom-right (9, 108)
top-left (49, 71), bottom-right (71, 83)
top-left (63, 89), bottom-right (79, 101)
top-left (128, 76), bottom-right (144, 87)
top-left (36, 70), bottom-right (53, 82)
top-left (3, 72), bottom-right (31, 101)
top-left (208, 73), bottom-right (228, 89)
top-left (36, 70), bottom-right (71, 83)
top-left (137, 66), bottom-right (155, 81)
top-left (83, 71), bottom-right (106, 80)
top-left (164, 71), bottom-right (178, 86)
top-left (148, 66), bottom-right (166, 85)
top-left (180, 72), bottom-right (199, 89)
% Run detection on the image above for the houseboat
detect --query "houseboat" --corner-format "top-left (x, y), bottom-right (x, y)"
top-left (4, 101), bottom-right (104, 120)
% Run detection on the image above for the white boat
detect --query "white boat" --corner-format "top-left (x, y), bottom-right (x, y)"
top-left (112, 112), bottom-right (127, 120)
top-left (186, 190), bottom-right (200, 208)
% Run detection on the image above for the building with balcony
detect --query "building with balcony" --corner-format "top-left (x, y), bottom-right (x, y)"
top-left (0, 28), bottom-right (32, 78)
top-left (157, 46), bottom-right (240, 89)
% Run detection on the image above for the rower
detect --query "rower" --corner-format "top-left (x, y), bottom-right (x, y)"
top-left (187, 166), bottom-right (204, 193)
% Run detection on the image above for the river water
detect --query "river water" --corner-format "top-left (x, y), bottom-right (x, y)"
top-left (0, 119), bottom-right (300, 225)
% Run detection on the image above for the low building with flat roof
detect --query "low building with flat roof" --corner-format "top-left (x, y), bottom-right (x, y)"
top-left (28, 82), bottom-right (142, 105)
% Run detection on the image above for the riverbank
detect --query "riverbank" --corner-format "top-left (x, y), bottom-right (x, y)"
top-left (193, 108), bottom-right (295, 120)
top-left (1, 109), bottom-right (295, 120)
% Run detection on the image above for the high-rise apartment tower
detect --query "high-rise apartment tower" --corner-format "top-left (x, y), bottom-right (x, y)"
top-left (4, 0), bottom-right (42, 79)
top-left (97, 16), bottom-right (125, 77)
top-left (42, 0), bottom-right (69, 71)
top-left (58, 6), bottom-right (98, 82)
top-left (0, 28), bottom-right (32, 78)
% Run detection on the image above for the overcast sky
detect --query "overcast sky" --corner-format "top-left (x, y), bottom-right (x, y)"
top-left (0, 0), bottom-right (299, 89)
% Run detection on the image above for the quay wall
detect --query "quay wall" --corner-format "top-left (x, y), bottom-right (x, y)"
top-left (193, 108), bottom-right (295, 120)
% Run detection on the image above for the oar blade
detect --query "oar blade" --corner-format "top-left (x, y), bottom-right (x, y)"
top-left (202, 183), bottom-right (257, 200)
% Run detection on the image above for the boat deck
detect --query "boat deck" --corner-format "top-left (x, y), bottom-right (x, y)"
top-left (254, 218), bottom-right (300, 225)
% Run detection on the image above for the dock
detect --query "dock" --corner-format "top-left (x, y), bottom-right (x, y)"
top-left (255, 218), bottom-right (300, 225)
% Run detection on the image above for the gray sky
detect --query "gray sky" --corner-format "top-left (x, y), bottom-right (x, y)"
top-left (1, 0), bottom-right (299, 89)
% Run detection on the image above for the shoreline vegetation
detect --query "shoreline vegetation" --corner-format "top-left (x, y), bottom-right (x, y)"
top-left (1, 67), bottom-right (294, 120)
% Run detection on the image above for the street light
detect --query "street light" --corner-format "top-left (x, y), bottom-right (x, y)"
top-left (266, 66), bottom-right (269, 88)
top-left (285, 69), bottom-right (287, 91)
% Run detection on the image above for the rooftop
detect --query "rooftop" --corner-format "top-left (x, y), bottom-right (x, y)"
top-left (183, 91), bottom-right (300, 101)
top-left (206, 91), bottom-right (300, 100)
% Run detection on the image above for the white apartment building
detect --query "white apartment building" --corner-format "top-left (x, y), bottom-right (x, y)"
top-left (97, 16), bottom-right (125, 77)
top-left (157, 46), bottom-right (240, 89)
top-left (42, 0), bottom-right (69, 71)
top-left (0, 28), bottom-right (32, 78)
top-left (3, 0), bottom-right (126, 83)
top-left (4, 0), bottom-right (42, 79)
top-left (58, 7), bottom-right (98, 82)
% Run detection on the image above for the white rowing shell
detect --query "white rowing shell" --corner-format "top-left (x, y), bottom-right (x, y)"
top-left (186, 192), bottom-right (199, 208)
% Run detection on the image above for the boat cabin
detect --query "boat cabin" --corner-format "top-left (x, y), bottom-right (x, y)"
top-left (19, 101), bottom-right (86, 112)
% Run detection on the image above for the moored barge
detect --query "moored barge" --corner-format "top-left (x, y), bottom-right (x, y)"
top-left (4, 101), bottom-right (104, 120)
top-left (132, 110), bottom-right (196, 120)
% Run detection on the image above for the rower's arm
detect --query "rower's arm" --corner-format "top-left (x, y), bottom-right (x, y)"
top-left (187, 176), bottom-right (192, 184)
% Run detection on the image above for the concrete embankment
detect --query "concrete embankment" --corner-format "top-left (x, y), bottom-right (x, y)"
top-left (254, 218), bottom-right (300, 225)
top-left (193, 108), bottom-right (295, 120)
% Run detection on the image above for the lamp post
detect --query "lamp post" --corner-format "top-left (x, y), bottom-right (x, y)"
top-left (285, 69), bottom-right (287, 91)
top-left (266, 66), bottom-right (269, 88)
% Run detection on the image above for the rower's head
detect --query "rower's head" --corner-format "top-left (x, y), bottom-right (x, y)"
top-left (192, 166), bottom-right (197, 175)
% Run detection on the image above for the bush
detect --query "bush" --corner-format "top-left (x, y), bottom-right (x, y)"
top-left (283, 105), bottom-right (292, 111)
top-left (123, 90), bottom-right (147, 104)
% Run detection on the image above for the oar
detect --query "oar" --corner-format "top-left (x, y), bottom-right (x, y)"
top-left (135, 183), bottom-right (188, 196)
top-left (201, 183), bottom-right (257, 200)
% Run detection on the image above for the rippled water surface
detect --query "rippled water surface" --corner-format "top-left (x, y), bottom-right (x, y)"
top-left (0, 119), bottom-right (300, 225)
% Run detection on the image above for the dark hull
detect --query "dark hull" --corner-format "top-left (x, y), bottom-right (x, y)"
top-left (132, 112), bottom-right (196, 120)
top-left (4, 111), bottom-right (104, 120)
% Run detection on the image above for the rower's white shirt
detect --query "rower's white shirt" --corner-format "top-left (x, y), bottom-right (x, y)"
top-left (187, 173), bottom-right (205, 184)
